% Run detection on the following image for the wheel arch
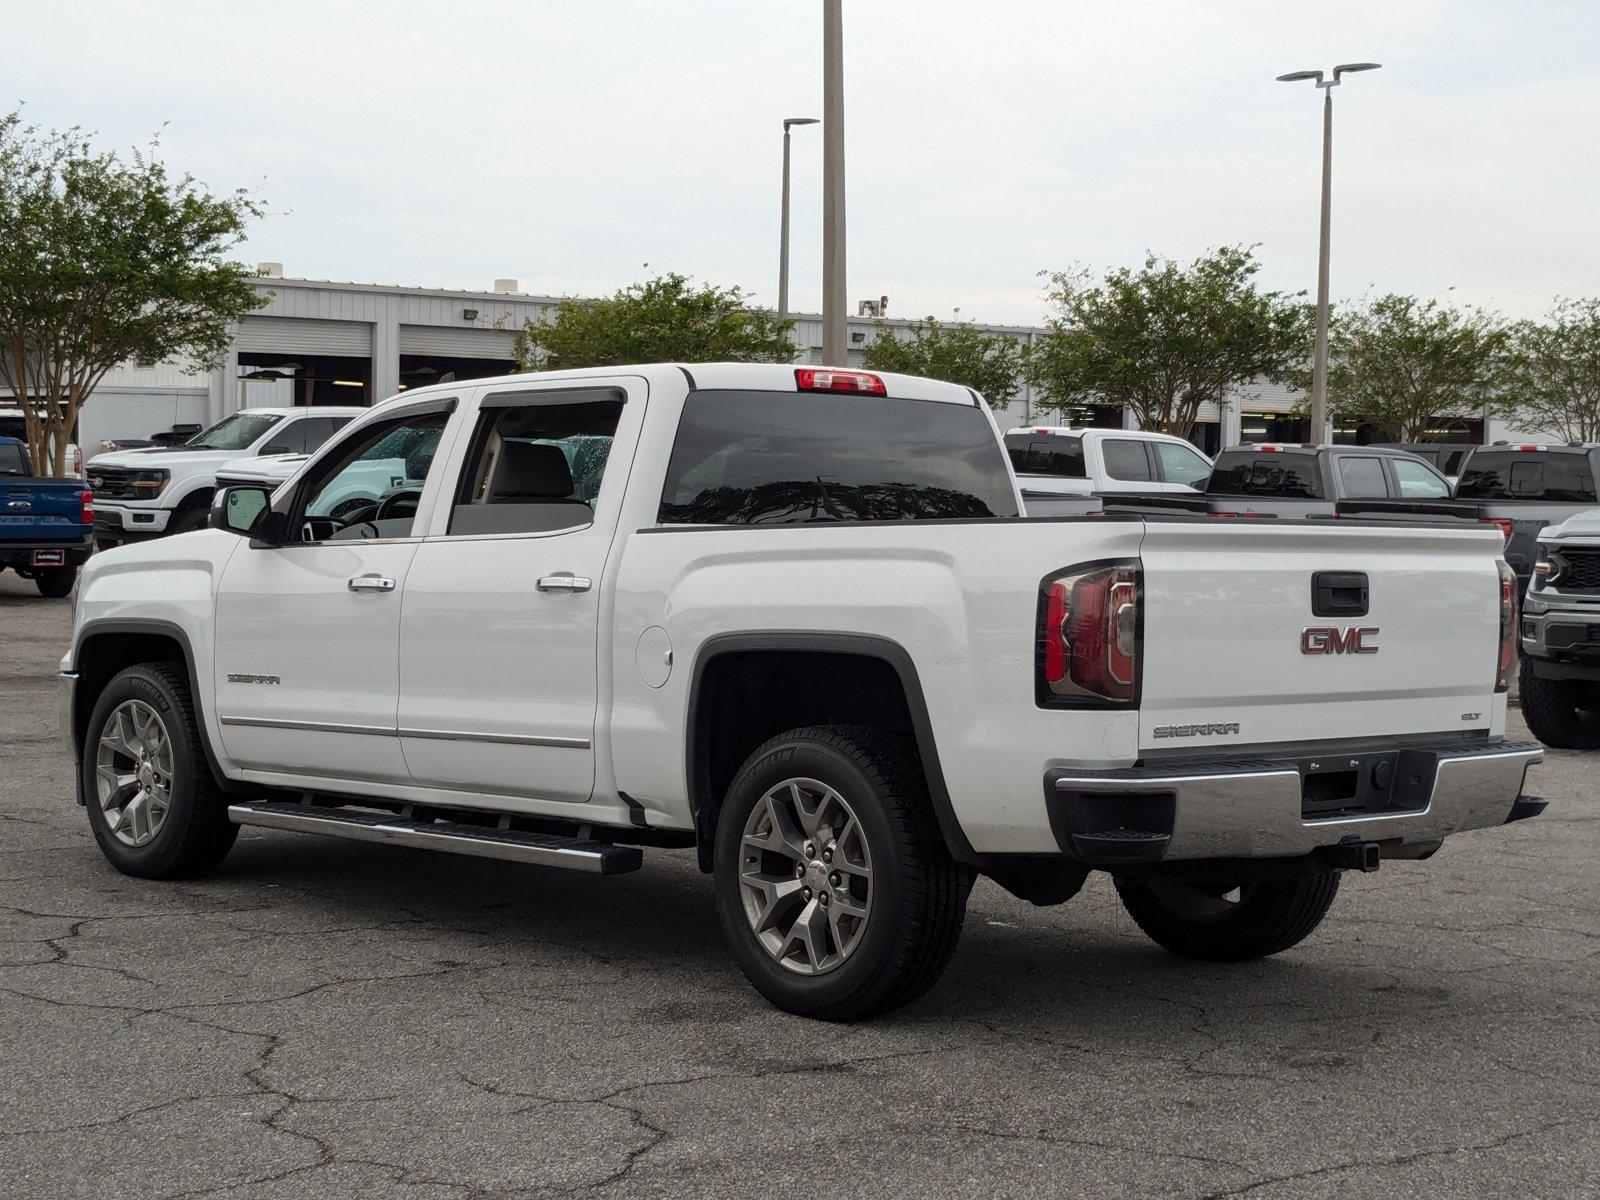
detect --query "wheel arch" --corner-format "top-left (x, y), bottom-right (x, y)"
top-left (70, 618), bottom-right (241, 797)
top-left (684, 631), bottom-right (977, 872)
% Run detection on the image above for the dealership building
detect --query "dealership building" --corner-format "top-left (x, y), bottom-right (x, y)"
top-left (26, 270), bottom-right (1514, 456)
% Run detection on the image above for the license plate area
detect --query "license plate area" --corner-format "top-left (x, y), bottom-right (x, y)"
top-left (1299, 748), bottom-right (1436, 821)
top-left (31, 549), bottom-right (66, 567)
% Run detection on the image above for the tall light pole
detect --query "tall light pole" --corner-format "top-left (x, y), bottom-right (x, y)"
top-left (1277, 62), bottom-right (1380, 444)
top-left (821, 0), bottom-right (848, 366)
top-left (778, 117), bottom-right (819, 322)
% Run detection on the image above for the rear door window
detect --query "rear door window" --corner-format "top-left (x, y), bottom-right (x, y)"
top-left (660, 391), bottom-right (1018, 524)
top-left (1101, 439), bottom-right (1154, 482)
top-left (1457, 452), bottom-right (1598, 502)
top-left (1337, 456), bottom-right (1389, 499)
top-left (450, 390), bottom-right (623, 536)
top-left (1208, 453), bottom-right (1325, 499)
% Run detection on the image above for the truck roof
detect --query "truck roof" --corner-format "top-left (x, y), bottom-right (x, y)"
top-left (1004, 425), bottom-right (1193, 443)
top-left (237, 405), bottom-right (368, 418)
top-left (378, 363), bottom-right (980, 408)
top-left (1224, 444), bottom-right (1432, 458)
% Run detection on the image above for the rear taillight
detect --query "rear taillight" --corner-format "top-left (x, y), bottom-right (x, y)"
top-left (1038, 561), bottom-right (1140, 708)
top-left (795, 368), bottom-right (886, 396)
top-left (1480, 517), bottom-right (1513, 546)
top-left (80, 490), bottom-right (94, 525)
top-left (1495, 560), bottom-right (1517, 694)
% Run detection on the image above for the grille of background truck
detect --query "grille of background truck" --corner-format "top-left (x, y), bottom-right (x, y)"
top-left (85, 468), bottom-right (138, 499)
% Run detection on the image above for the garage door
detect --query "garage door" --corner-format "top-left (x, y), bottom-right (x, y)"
top-left (235, 316), bottom-right (372, 355)
top-left (398, 325), bottom-right (519, 359)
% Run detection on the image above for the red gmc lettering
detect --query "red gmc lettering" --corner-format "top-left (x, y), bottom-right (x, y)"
top-left (1300, 626), bottom-right (1380, 655)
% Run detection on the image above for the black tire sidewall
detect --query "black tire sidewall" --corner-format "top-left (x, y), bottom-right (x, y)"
top-left (714, 736), bottom-right (912, 1016)
top-left (34, 566), bottom-right (77, 597)
top-left (82, 667), bottom-right (209, 876)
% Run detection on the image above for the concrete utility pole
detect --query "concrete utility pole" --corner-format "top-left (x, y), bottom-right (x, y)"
top-left (821, 0), bottom-right (848, 366)
top-left (778, 117), bottom-right (819, 322)
top-left (1276, 62), bottom-right (1380, 444)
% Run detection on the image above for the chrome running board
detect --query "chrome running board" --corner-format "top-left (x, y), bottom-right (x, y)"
top-left (227, 799), bottom-right (642, 874)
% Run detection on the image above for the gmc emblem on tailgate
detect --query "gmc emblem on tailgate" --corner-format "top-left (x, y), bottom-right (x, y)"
top-left (1301, 626), bottom-right (1379, 655)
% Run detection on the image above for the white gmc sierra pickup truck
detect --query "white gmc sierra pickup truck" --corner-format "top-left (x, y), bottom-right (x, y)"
top-left (59, 363), bottom-right (1545, 1020)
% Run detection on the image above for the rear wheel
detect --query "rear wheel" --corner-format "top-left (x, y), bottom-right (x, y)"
top-left (1115, 871), bottom-right (1341, 962)
top-left (1518, 657), bottom-right (1598, 748)
top-left (81, 663), bottom-right (237, 879)
top-left (33, 565), bottom-right (77, 597)
top-left (713, 725), bottom-right (972, 1021)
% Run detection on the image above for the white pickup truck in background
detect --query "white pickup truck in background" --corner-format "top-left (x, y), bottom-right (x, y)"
top-left (86, 406), bottom-right (362, 549)
top-left (1005, 425), bottom-right (1214, 497)
top-left (59, 364), bottom-right (1543, 1020)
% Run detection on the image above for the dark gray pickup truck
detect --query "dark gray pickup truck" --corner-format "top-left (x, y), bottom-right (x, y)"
top-left (1452, 443), bottom-right (1600, 591)
top-left (0, 437), bottom-right (93, 597)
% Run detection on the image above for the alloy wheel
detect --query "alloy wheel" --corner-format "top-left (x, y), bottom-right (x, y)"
top-left (738, 777), bottom-right (873, 975)
top-left (95, 699), bottom-right (174, 847)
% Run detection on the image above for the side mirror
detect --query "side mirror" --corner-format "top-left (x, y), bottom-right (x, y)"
top-left (260, 442), bottom-right (292, 456)
top-left (209, 485), bottom-right (275, 538)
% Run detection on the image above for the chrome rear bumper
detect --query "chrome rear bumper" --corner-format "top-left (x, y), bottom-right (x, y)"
top-left (1047, 739), bottom-right (1543, 863)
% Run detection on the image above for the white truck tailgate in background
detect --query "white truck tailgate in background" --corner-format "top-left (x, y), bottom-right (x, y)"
top-left (1137, 522), bottom-right (1505, 751)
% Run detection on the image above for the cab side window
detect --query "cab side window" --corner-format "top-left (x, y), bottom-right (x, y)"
top-left (449, 389), bottom-right (624, 537)
top-left (1154, 441), bottom-right (1211, 489)
top-left (1391, 458), bottom-right (1450, 499)
top-left (292, 410), bottom-right (451, 542)
top-left (1102, 439), bottom-right (1154, 482)
top-left (1337, 455), bottom-right (1388, 499)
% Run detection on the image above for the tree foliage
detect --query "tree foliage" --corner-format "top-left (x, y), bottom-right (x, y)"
top-left (1499, 298), bottom-right (1600, 443)
top-left (514, 272), bottom-right (796, 371)
top-left (0, 112), bottom-right (267, 475)
top-left (859, 317), bottom-right (1025, 406)
top-left (1314, 293), bottom-right (1509, 442)
top-left (1025, 246), bottom-right (1309, 437)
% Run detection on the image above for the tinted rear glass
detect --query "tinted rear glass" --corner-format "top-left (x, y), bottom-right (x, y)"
top-left (1456, 451), bottom-right (1598, 502)
top-left (660, 390), bottom-right (1018, 524)
top-left (0, 443), bottom-right (26, 475)
top-left (1207, 452), bottom-right (1325, 499)
top-left (1005, 434), bottom-right (1085, 478)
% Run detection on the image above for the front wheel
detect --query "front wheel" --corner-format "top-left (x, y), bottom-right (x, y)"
top-left (713, 725), bottom-right (972, 1021)
top-left (81, 663), bottom-right (238, 879)
top-left (1518, 657), bottom-right (1598, 748)
top-left (1115, 871), bottom-right (1341, 962)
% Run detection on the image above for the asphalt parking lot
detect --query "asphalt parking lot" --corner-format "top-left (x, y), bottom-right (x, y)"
top-left (1, 571), bottom-right (1596, 1199)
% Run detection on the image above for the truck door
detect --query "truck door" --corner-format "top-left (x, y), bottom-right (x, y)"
top-left (396, 379), bottom-right (645, 806)
top-left (213, 401), bottom-right (458, 784)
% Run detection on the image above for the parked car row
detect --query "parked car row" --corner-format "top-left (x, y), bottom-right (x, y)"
top-left (56, 364), bottom-right (1546, 1020)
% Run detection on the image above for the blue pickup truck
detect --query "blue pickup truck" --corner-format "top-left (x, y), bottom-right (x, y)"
top-left (0, 437), bottom-right (93, 597)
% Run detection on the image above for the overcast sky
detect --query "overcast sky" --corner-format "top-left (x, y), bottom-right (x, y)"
top-left (9, 1), bottom-right (1597, 326)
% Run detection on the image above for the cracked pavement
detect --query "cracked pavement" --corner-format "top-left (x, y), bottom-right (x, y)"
top-left (2, 572), bottom-right (1596, 1199)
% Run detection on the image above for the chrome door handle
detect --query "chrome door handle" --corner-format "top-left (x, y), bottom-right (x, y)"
top-left (347, 574), bottom-right (397, 593)
top-left (536, 572), bottom-right (592, 593)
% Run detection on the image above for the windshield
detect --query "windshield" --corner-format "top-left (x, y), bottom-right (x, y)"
top-left (0, 443), bottom-right (26, 475)
top-left (187, 411), bottom-right (285, 450)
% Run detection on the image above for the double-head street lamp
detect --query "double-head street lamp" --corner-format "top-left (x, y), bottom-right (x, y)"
top-left (1277, 62), bottom-right (1381, 444)
top-left (778, 117), bottom-right (820, 322)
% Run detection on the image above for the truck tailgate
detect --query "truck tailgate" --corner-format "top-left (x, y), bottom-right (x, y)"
top-left (1137, 521), bottom-right (1504, 751)
top-left (0, 479), bottom-right (87, 541)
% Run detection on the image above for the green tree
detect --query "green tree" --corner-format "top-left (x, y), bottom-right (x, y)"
top-left (514, 272), bottom-right (796, 371)
top-left (860, 317), bottom-right (1025, 406)
top-left (1315, 294), bottom-right (1509, 441)
top-left (1498, 298), bottom-right (1600, 443)
top-left (1026, 246), bottom-right (1309, 438)
top-left (0, 112), bottom-right (267, 476)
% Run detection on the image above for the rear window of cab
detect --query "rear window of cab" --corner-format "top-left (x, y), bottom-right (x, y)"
top-left (659, 390), bottom-right (1019, 524)
top-left (1207, 452), bottom-right (1325, 499)
top-left (1456, 451), bottom-right (1598, 502)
